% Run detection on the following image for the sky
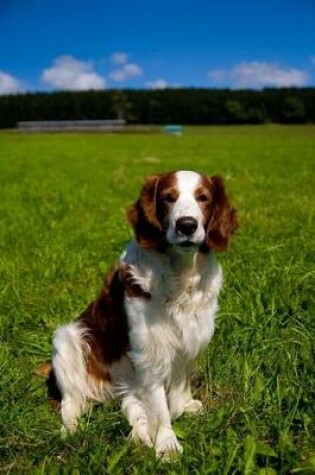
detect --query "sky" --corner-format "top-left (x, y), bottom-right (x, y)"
top-left (0, 0), bottom-right (315, 94)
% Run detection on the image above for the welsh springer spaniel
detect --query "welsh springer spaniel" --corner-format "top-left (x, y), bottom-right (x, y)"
top-left (51, 170), bottom-right (238, 460)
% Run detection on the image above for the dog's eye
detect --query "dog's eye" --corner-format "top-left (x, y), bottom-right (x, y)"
top-left (164, 193), bottom-right (176, 203)
top-left (197, 194), bottom-right (209, 203)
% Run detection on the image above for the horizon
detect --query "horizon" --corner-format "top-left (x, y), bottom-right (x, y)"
top-left (2, 85), bottom-right (315, 98)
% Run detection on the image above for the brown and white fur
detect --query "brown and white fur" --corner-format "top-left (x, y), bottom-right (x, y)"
top-left (51, 170), bottom-right (238, 459)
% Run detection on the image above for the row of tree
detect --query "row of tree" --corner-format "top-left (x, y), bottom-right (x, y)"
top-left (0, 87), bottom-right (314, 128)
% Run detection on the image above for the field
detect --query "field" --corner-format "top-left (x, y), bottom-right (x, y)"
top-left (0, 125), bottom-right (314, 474)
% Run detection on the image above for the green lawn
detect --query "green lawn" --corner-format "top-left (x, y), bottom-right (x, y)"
top-left (0, 126), bottom-right (314, 474)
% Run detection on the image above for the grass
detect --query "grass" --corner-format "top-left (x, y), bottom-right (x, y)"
top-left (0, 125), bottom-right (314, 474)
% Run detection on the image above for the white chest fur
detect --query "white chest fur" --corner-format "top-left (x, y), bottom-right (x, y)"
top-left (121, 242), bottom-right (222, 382)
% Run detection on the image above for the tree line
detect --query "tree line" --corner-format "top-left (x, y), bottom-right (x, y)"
top-left (0, 87), bottom-right (314, 128)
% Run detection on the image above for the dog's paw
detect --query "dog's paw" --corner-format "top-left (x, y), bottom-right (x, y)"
top-left (60, 422), bottom-right (77, 438)
top-left (155, 426), bottom-right (183, 461)
top-left (60, 413), bottom-right (79, 437)
top-left (184, 399), bottom-right (203, 414)
top-left (129, 418), bottom-right (153, 448)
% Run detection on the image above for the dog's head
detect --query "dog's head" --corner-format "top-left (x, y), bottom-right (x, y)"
top-left (128, 171), bottom-right (238, 253)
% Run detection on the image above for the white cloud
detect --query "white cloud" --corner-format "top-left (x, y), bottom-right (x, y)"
top-left (111, 52), bottom-right (128, 64)
top-left (207, 69), bottom-right (227, 82)
top-left (109, 62), bottom-right (143, 82)
top-left (208, 61), bottom-right (309, 88)
top-left (146, 78), bottom-right (168, 89)
top-left (124, 63), bottom-right (142, 76)
top-left (41, 56), bottom-right (107, 91)
top-left (0, 71), bottom-right (23, 94)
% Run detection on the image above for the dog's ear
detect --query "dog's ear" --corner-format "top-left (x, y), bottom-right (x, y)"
top-left (127, 175), bottom-right (164, 249)
top-left (206, 175), bottom-right (239, 251)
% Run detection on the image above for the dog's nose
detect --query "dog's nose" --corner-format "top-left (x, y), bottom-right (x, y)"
top-left (176, 217), bottom-right (198, 236)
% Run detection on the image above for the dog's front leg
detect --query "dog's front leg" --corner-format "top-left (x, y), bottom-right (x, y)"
top-left (121, 394), bottom-right (153, 447)
top-left (169, 369), bottom-right (203, 419)
top-left (145, 383), bottom-right (183, 460)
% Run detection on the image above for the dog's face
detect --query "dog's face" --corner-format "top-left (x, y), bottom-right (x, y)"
top-left (128, 171), bottom-right (238, 252)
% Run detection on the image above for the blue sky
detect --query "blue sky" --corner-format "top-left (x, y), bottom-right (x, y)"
top-left (0, 0), bottom-right (315, 93)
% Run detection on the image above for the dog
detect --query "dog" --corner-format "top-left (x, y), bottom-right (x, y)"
top-left (51, 170), bottom-right (238, 460)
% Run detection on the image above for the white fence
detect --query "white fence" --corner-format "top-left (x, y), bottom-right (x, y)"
top-left (17, 119), bottom-right (126, 132)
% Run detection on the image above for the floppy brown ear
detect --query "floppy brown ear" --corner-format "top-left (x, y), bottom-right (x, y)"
top-left (127, 175), bottom-right (164, 249)
top-left (206, 175), bottom-right (239, 251)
